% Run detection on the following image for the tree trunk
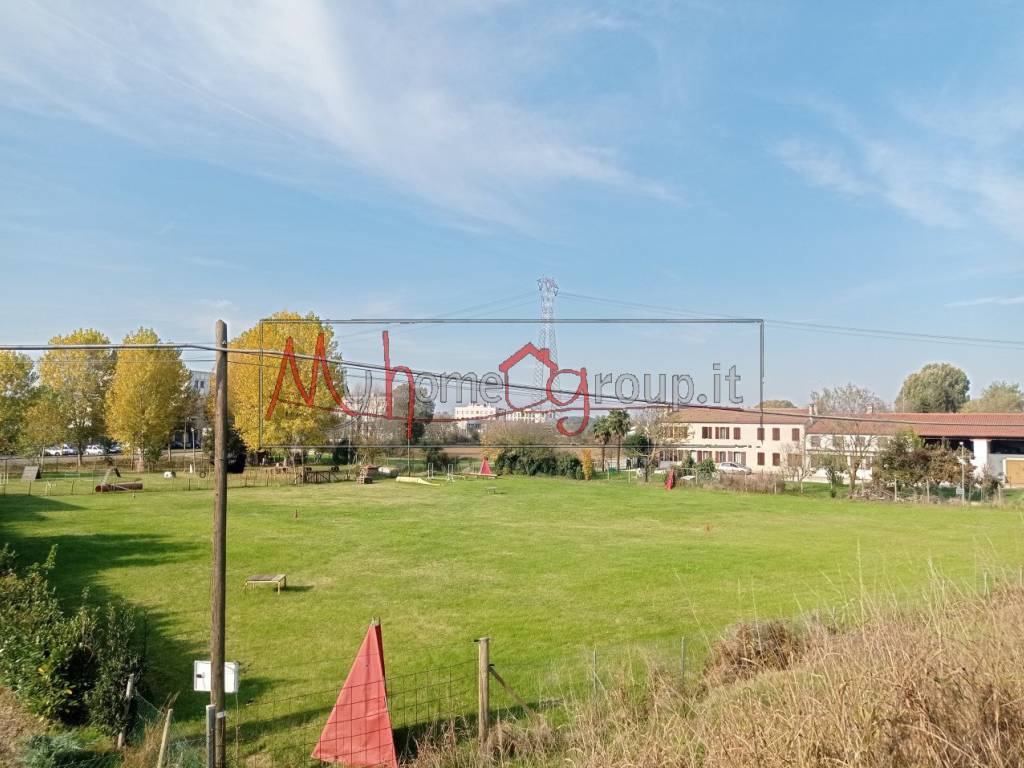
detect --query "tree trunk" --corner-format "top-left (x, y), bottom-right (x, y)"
top-left (599, 444), bottom-right (606, 475)
top-left (616, 439), bottom-right (622, 473)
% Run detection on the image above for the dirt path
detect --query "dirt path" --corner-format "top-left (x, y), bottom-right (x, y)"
top-left (0, 687), bottom-right (38, 767)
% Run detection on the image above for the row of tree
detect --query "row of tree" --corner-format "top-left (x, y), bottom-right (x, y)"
top-left (765, 363), bottom-right (1023, 414)
top-left (0, 329), bottom-right (194, 467)
top-left (0, 311), bottom-right (439, 467)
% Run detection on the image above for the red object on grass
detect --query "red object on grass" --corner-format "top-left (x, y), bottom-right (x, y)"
top-left (312, 623), bottom-right (397, 767)
top-left (665, 469), bottom-right (676, 490)
top-left (479, 457), bottom-right (493, 476)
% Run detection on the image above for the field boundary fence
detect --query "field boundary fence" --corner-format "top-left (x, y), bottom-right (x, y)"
top-left (223, 632), bottom-right (688, 767)
top-left (40, 632), bottom-right (690, 768)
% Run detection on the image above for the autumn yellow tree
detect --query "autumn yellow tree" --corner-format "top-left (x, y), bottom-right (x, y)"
top-left (229, 311), bottom-right (343, 452)
top-left (106, 328), bottom-right (189, 469)
top-left (0, 350), bottom-right (37, 454)
top-left (38, 328), bottom-right (115, 466)
top-left (19, 387), bottom-right (65, 458)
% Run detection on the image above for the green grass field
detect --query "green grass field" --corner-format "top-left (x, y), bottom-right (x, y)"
top-left (3, 476), bottom-right (1024, 754)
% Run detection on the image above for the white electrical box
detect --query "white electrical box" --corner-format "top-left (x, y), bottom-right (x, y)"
top-left (193, 661), bottom-right (239, 694)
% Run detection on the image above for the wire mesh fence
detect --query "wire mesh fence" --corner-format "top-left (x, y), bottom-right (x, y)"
top-left (222, 633), bottom-right (685, 767)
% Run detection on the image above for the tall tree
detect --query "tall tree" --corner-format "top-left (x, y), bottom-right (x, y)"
top-left (962, 381), bottom-right (1024, 412)
top-left (810, 383), bottom-right (888, 498)
top-left (386, 383), bottom-right (435, 444)
top-left (229, 311), bottom-right (343, 450)
top-left (896, 363), bottom-right (969, 412)
top-left (629, 408), bottom-right (684, 480)
top-left (0, 351), bottom-right (37, 454)
top-left (19, 387), bottom-right (65, 458)
top-left (606, 409), bottom-right (631, 472)
top-left (38, 329), bottom-right (115, 466)
top-left (106, 328), bottom-right (189, 469)
top-left (590, 415), bottom-right (612, 472)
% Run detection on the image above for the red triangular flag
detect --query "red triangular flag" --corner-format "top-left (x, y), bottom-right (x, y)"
top-left (312, 623), bottom-right (397, 767)
top-left (479, 457), bottom-right (493, 476)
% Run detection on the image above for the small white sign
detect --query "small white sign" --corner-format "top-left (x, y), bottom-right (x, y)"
top-left (193, 661), bottom-right (239, 693)
top-left (955, 485), bottom-right (965, 496)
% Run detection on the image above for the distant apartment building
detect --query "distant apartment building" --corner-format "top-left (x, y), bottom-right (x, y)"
top-left (454, 403), bottom-right (497, 431)
top-left (190, 369), bottom-right (212, 397)
top-left (453, 404), bottom-right (555, 432)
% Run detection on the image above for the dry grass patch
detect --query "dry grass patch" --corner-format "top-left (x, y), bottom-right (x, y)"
top-left (411, 582), bottom-right (1024, 768)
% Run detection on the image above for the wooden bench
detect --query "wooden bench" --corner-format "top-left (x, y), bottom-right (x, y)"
top-left (244, 574), bottom-right (287, 593)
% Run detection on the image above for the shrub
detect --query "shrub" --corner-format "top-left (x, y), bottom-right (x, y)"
top-left (696, 457), bottom-right (716, 480)
top-left (17, 733), bottom-right (87, 768)
top-left (0, 546), bottom-right (96, 724)
top-left (0, 546), bottom-right (146, 734)
top-left (423, 446), bottom-right (450, 469)
top-left (581, 450), bottom-right (593, 480)
top-left (494, 448), bottom-right (582, 478)
top-left (702, 619), bottom-right (805, 688)
top-left (85, 603), bottom-right (146, 735)
top-left (717, 473), bottom-right (785, 494)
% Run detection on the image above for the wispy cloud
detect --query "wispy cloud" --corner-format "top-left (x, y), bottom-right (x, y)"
top-left (0, 0), bottom-right (677, 227)
top-left (775, 139), bottom-right (869, 196)
top-left (776, 89), bottom-right (1024, 241)
top-left (945, 295), bottom-right (1024, 308)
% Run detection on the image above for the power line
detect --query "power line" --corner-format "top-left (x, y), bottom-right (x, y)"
top-left (559, 292), bottom-right (1024, 350)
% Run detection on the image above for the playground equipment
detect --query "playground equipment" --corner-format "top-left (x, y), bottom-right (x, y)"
top-left (313, 622), bottom-right (397, 767)
top-left (95, 481), bottom-right (143, 493)
top-left (396, 476), bottom-right (438, 486)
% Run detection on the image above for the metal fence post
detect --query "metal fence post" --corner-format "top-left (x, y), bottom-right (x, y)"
top-left (205, 704), bottom-right (216, 768)
top-left (476, 637), bottom-right (490, 746)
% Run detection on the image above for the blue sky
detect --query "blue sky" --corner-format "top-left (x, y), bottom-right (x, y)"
top-left (0, 0), bottom-right (1022, 404)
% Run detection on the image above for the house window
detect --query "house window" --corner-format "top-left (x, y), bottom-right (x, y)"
top-left (809, 436), bottom-right (820, 448)
top-left (715, 451), bottom-right (727, 462)
top-left (715, 426), bottom-right (731, 439)
top-left (772, 453), bottom-right (781, 467)
top-left (701, 426), bottom-right (712, 439)
top-left (757, 427), bottom-right (765, 441)
top-left (732, 451), bottom-right (746, 465)
top-left (792, 428), bottom-right (800, 441)
top-left (733, 427), bottom-right (741, 440)
top-left (757, 452), bottom-right (765, 466)
top-left (772, 428), bottom-right (781, 441)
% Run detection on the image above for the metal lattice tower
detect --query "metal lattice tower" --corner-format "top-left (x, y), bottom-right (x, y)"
top-left (534, 276), bottom-right (558, 391)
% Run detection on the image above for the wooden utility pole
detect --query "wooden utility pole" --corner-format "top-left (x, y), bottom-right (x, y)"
top-left (211, 320), bottom-right (228, 768)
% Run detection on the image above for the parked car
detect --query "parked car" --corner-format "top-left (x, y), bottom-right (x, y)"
top-left (108, 443), bottom-right (124, 454)
top-left (43, 445), bottom-right (63, 456)
top-left (61, 444), bottom-right (77, 455)
top-left (84, 444), bottom-right (105, 456)
top-left (716, 461), bottom-right (752, 475)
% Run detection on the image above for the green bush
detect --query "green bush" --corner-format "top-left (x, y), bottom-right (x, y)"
top-left (494, 448), bottom-right (582, 478)
top-left (85, 603), bottom-right (146, 735)
top-left (0, 546), bottom-right (146, 734)
top-left (423, 446), bottom-right (450, 469)
top-left (696, 457), bottom-right (716, 480)
top-left (17, 732), bottom-right (88, 768)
